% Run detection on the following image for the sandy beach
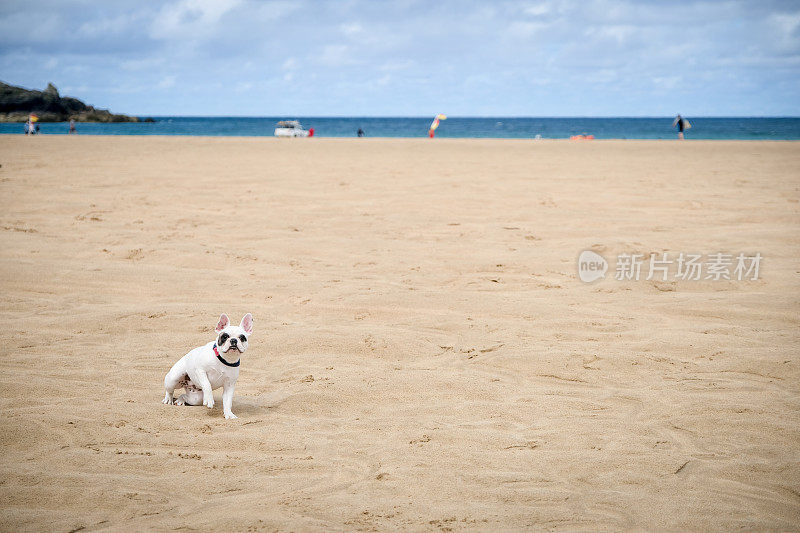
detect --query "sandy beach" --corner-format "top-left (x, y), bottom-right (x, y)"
top-left (0, 136), bottom-right (798, 530)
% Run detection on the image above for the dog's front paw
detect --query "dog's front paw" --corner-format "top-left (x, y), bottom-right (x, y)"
top-left (224, 412), bottom-right (238, 420)
top-left (162, 394), bottom-right (174, 405)
top-left (204, 398), bottom-right (214, 409)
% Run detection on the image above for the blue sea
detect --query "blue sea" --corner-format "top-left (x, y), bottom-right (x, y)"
top-left (3, 117), bottom-right (800, 140)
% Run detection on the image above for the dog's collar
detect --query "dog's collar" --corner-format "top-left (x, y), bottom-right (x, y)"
top-left (213, 343), bottom-right (240, 367)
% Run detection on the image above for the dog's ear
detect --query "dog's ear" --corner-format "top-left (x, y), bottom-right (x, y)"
top-left (215, 314), bottom-right (230, 332)
top-left (240, 313), bottom-right (253, 335)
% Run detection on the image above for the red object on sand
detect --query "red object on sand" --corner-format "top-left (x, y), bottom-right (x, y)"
top-left (308, 128), bottom-right (314, 137)
top-left (429, 130), bottom-right (435, 138)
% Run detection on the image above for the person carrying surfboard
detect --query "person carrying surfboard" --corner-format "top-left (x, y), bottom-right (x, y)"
top-left (673, 114), bottom-right (691, 140)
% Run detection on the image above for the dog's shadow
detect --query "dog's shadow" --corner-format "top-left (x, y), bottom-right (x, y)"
top-left (206, 390), bottom-right (293, 418)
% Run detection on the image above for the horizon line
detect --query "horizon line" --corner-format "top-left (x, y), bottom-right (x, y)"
top-left (131, 115), bottom-right (800, 119)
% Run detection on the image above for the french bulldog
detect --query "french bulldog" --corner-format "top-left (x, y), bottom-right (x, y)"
top-left (163, 313), bottom-right (253, 419)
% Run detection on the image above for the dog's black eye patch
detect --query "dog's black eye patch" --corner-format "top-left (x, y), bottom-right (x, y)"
top-left (219, 333), bottom-right (229, 343)
top-left (239, 335), bottom-right (247, 342)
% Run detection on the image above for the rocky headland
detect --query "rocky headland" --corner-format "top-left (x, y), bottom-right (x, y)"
top-left (0, 81), bottom-right (139, 123)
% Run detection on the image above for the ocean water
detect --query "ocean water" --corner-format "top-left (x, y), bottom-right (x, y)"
top-left (2, 116), bottom-right (800, 140)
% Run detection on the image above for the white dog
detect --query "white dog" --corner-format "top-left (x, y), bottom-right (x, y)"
top-left (163, 313), bottom-right (253, 419)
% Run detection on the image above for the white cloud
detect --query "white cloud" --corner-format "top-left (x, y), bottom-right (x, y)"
top-left (585, 24), bottom-right (637, 44)
top-left (150, 0), bottom-right (241, 40)
top-left (508, 21), bottom-right (548, 38)
top-left (769, 12), bottom-right (800, 52)
top-left (158, 75), bottom-right (177, 89)
top-left (235, 81), bottom-right (253, 92)
top-left (78, 13), bottom-right (140, 38)
top-left (523, 2), bottom-right (551, 17)
top-left (380, 60), bottom-right (414, 71)
top-left (340, 22), bottom-right (363, 36)
top-left (651, 76), bottom-right (681, 91)
top-left (316, 44), bottom-right (357, 67)
top-left (254, 1), bottom-right (302, 22)
top-left (121, 57), bottom-right (166, 71)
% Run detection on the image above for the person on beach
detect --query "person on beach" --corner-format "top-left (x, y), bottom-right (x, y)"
top-left (69, 119), bottom-right (76, 134)
top-left (673, 114), bottom-right (690, 139)
top-left (357, 128), bottom-right (364, 137)
top-left (24, 119), bottom-right (32, 134)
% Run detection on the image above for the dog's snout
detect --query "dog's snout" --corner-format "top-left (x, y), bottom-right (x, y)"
top-left (229, 337), bottom-right (238, 345)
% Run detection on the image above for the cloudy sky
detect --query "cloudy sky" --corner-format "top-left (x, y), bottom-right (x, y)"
top-left (1, 0), bottom-right (798, 116)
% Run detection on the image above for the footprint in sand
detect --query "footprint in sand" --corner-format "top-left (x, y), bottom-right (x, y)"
top-left (409, 434), bottom-right (431, 445)
top-left (2, 224), bottom-right (37, 233)
top-left (126, 248), bottom-right (144, 260)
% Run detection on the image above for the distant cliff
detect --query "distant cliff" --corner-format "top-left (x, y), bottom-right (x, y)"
top-left (0, 81), bottom-right (138, 123)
